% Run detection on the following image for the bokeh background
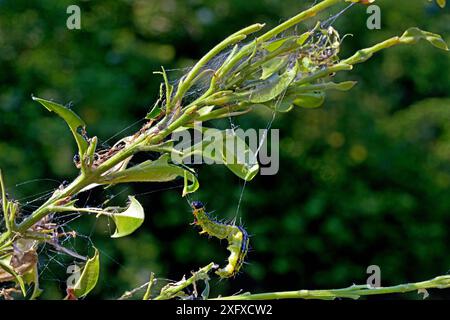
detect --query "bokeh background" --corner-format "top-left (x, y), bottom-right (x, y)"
top-left (1, 0), bottom-right (450, 299)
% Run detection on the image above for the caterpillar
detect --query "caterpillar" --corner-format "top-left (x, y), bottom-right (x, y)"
top-left (191, 201), bottom-right (249, 278)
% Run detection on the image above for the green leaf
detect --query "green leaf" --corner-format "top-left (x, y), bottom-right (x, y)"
top-left (203, 129), bottom-right (260, 181)
top-left (154, 66), bottom-right (174, 110)
top-left (73, 248), bottom-right (100, 298)
top-left (32, 97), bottom-right (88, 157)
top-left (262, 99), bottom-right (294, 113)
top-left (183, 170), bottom-right (199, 196)
top-left (264, 37), bottom-right (293, 52)
top-left (145, 104), bottom-right (162, 120)
top-left (260, 57), bottom-right (288, 80)
top-left (324, 81), bottom-right (357, 92)
top-left (111, 196), bottom-right (145, 238)
top-left (400, 28), bottom-right (449, 51)
top-left (293, 92), bottom-right (326, 109)
top-left (176, 127), bottom-right (259, 181)
top-left (197, 105), bottom-right (216, 117)
top-left (289, 81), bottom-right (357, 95)
top-left (263, 32), bottom-right (310, 53)
top-left (173, 127), bottom-right (259, 181)
top-left (99, 154), bottom-right (199, 195)
top-left (248, 62), bottom-right (298, 104)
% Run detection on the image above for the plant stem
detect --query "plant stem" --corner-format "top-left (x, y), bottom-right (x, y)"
top-left (173, 24), bottom-right (265, 104)
top-left (213, 275), bottom-right (450, 300)
top-left (10, 97), bottom-right (199, 237)
top-left (143, 272), bottom-right (155, 300)
top-left (0, 169), bottom-right (10, 231)
top-left (257, 0), bottom-right (342, 42)
top-left (154, 263), bottom-right (216, 300)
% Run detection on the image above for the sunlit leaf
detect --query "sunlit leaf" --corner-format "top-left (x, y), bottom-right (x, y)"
top-left (99, 154), bottom-right (199, 195)
top-left (173, 127), bottom-right (259, 181)
top-left (111, 196), bottom-right (145, 238)
top-left (145, 105), bottom-right (162, 120)
top-left (32, 97), bottom-right (88, 157)
top-left (260, 57), bottom-right (288, 80)
top-left (263, 100), bottom-right (294, 113)
top-left (263, 32), bottom-right (310, 53)
top-left (199, 129), bottom-right (259, 181)
top-left (264, 37), bottom-right (291, 52)
top-left (248, 62), bottom-right (298, 103)
top-left (293, 92), bottom-right (326, 109)
top-left (73, 248), bottom-right (100, 298)
top-left (183, 170), bottom-right (199, 196)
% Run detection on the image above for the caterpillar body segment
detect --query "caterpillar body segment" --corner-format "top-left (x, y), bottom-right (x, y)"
top-left (216, 226), bottom-right (250, 278)
top-left (191, 201), bottom-right (249, 278)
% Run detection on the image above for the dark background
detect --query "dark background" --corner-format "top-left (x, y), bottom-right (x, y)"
top-left (0, 0), bottom-right (449, 299)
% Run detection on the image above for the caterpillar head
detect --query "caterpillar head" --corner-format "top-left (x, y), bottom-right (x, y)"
top-left (191, 201), bottom-right (204, 224)
top-left (191, 201), bottom-right (204, 210)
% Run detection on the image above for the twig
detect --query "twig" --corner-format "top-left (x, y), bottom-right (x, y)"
top-left (154, 263), bottom-right (217, 300)
top-left (213, 275), bottom-right (450, 300)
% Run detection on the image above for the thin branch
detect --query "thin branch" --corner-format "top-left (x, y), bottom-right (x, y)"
top-left (0, 169), bottom-right (9, 231)
top-left (154, 263), bottom-right (217, 300)
top-left (213, 275), bottom-right (450, 300)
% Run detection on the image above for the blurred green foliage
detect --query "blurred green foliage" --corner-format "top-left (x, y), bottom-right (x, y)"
top-left (0, 0), bottom-right (449, 299)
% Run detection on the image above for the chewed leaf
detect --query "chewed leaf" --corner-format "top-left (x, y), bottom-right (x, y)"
top-left (248, 62), bottom-right (298, 104)
top-left (111, 196), bottom-right (145, 238)
top-left (400, 28), bottom-right (449, 51)
top-left (32, 97), bottom-right (88, 157)
top-left (73, 249), bottom-right (100, 298)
